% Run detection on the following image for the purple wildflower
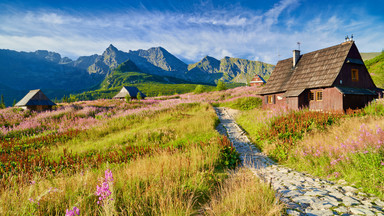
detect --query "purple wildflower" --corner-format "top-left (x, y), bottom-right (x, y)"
top-left (95, 169), bottom-right (114, 206)
top-left (65, 206), bottom-right (80, 216)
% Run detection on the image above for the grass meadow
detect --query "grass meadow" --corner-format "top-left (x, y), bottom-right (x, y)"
top-left (236, 99), bottom-right (384, 199)
top-left (0, 86), bottom-right (284, 215)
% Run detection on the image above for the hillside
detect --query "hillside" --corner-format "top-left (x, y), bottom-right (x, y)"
top-left (365, 52), bottom-right (384, 88)
top-left (0, 45), bottom-right (272, 105)
top-left (361, 52), bottom-right (382, 61)
top-left (187, 56), bottom-right (274, 84)
top-left (97, 59), bottom-right (184, 89)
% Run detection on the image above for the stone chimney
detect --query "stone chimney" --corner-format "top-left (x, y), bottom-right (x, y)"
top-left (293, 50), bottom-right (300, 67)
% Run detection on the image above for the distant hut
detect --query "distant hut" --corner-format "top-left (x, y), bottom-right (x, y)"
top-left (113, 86), bottom-right (146, 100)
top-left (15, 89), bottom-right (56, 111)
top-left (250, 74), bottom-right (266, 87)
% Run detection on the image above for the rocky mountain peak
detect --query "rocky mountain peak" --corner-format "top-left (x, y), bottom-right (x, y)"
top-left (34, 50), bottom-right (62, 63)
top-left (104, 44), bottom-right (119, 56)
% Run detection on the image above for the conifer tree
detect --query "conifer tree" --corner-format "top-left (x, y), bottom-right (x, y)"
top-left (0, 94), bottom-right (5, 109)
top-left (137, 92), bottom-right (142, 101)
top-left (216, 80), bottom-right (227, 91)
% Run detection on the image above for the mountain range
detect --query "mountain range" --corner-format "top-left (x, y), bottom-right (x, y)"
top-left (0, 45), bottom-right (274, 104)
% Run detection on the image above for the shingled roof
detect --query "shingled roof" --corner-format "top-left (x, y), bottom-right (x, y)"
top-left (113, 86), bottom-right (146, 99)
top-left (259, 41), bottom-right (354, 95)
top-left (15, 89), bottom-right (56, 106)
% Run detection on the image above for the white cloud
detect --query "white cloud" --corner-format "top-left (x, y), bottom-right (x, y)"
top-left (0, 0), bottom-right (383, 65)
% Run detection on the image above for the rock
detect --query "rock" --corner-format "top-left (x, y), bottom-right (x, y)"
top-left (329, 191), bottom-right (346, 199)
top-left (305, 209), bottom-right (334, 216)
top-left (349, 207), bottom-right (375, 215)
top-left (286, 209), bottom-right (302, 216)
top-left (310, 201), bottom-right (336, 210)
top-left (374, 199), bottom-right (384, 207)
top-left (334, 206), bottom-right (349, 214)
top-left (342, 196), bottom-right (361, 206)
top-left (343, 186), bottom-right (357, 192)
top-left (292, 196), bottom-right (318, 204)
top-left (304, 189), bottom-right (329, 196)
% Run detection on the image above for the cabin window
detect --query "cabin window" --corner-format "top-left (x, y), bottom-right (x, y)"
top-left (308, 91), bottom-right (314, 101)
top-left (316, 91), bottom-right (323, 101)
top-left (267, 95), bottom-right (274, 104)
top-left (351, 69), bottom-right (359, 82)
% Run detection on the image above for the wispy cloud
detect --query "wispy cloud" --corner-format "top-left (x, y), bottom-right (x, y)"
top-left (0, 0), bottom-right (383, 64)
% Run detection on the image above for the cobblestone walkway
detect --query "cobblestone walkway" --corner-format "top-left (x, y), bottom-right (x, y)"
top-left (215, 107), bottom-right (384, 216)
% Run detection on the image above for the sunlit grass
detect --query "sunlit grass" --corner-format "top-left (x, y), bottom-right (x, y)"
top-left (205, 168), bottom-right (284, 216)
top-left (236, 103), bottom-right (384, 199)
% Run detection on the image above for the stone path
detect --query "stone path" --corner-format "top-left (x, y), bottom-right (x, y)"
top-left (214, 107), bottom-right (384, 216)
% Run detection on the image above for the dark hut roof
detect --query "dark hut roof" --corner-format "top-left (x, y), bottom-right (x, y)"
top-left (336, 86), bottom-right (377, 95)
top-left (15, 89), bottom-right (56, 106)
top-left (113, 86), bottom-right (146, 99)
top-left (260, 41), bottom-right (354, 95)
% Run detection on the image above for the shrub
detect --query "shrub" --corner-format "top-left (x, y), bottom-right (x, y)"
top-left (136, 93), bottom-right (142, 101)
top-left (216, 80), bottom-right (227, 91)
top-left (194, 85), bottom-right (206, 94)
top-left (125, 95), bottom-right (131, 102)
top-left (224, 97), bottom-right (262, 110)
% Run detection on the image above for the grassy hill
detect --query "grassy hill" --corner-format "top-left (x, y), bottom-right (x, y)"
top-left (361, 52), bottom-right (382, 61)
top-left (365, 52), bottom-right (384, 88)
top-left (71, 60), bottom-right (244, 101)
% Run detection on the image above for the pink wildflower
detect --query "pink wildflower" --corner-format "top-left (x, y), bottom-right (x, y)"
top-left (95, 169), bottom-right (114, 205)
top-left (65, 206), bottom-right (80, 216)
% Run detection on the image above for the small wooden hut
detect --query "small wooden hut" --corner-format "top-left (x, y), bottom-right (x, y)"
top-left (113, 86), bottom-right (146, 99)
top-left (15, 89), bottom-right (56, 111)
top-left (250, 74), bottom-right (266, 87)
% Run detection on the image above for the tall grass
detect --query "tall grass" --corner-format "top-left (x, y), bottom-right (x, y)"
top-left (287, 116), bottom-right (384, 198)
top-left (204, 168), bottom-right (284, 216)
top-left (236, 100), bottom-right (384, 199)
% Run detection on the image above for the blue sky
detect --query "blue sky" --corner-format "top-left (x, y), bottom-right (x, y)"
top-left (0, 0), bottom-right (383, 64)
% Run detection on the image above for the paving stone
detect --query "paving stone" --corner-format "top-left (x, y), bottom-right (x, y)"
top-left (349, 207), bottom-right (375, 215)
top-left (282, 190), bottom-right (304, 198)
top-left (286, 209), bottom-right (302, 216)
top-left (310, 200), bottom-right (336, 210)
top-left (304, 189), bottom-right (328, 196)
top-left (329, 191), bottom-right (345, 199)
top-left (321, 196), bottom-right (340, 206)
top-left (343, 186), bottom-right (357, 192)
top-left (334, 206), bottom-right (349, 214)
top-left (305, 209), bottom-right (334, 216)
top-left (374, 199), bottom-right (384, 207)
top-left (342, 196), bottom-right (361, 206)
top-left (292, 196), bottom-right (318, 204)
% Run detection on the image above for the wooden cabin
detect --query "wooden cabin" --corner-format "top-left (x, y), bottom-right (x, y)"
top-left (113, 86), bottom-right (146, 99)
top-left (259, 40), bottom-right (382, 111)
top-left (250, 74), bottom-right (266, 87)
top-left (15, 89), bottom-right (56, 111)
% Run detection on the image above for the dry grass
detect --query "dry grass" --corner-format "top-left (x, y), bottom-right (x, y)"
top-left (0, 141), bottom-right (223, 215)
top-left (297, 115), bottom-right (384, 152)
top-left (204, 168), bottom-right (285, 216)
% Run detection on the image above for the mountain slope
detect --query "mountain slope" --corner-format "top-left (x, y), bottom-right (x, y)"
top-left (0, 49), bottom-right (98, 91)
top-left (187, 56), bottom-right (274, 84)
top-left (361, 52), bottom-right (382, 61)
top-left (365, 52), bottom-right (384, 88)
top-left (99, 60), bottom-right (190, 89)
top-left (0, 45), bottom-right (274, 104)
